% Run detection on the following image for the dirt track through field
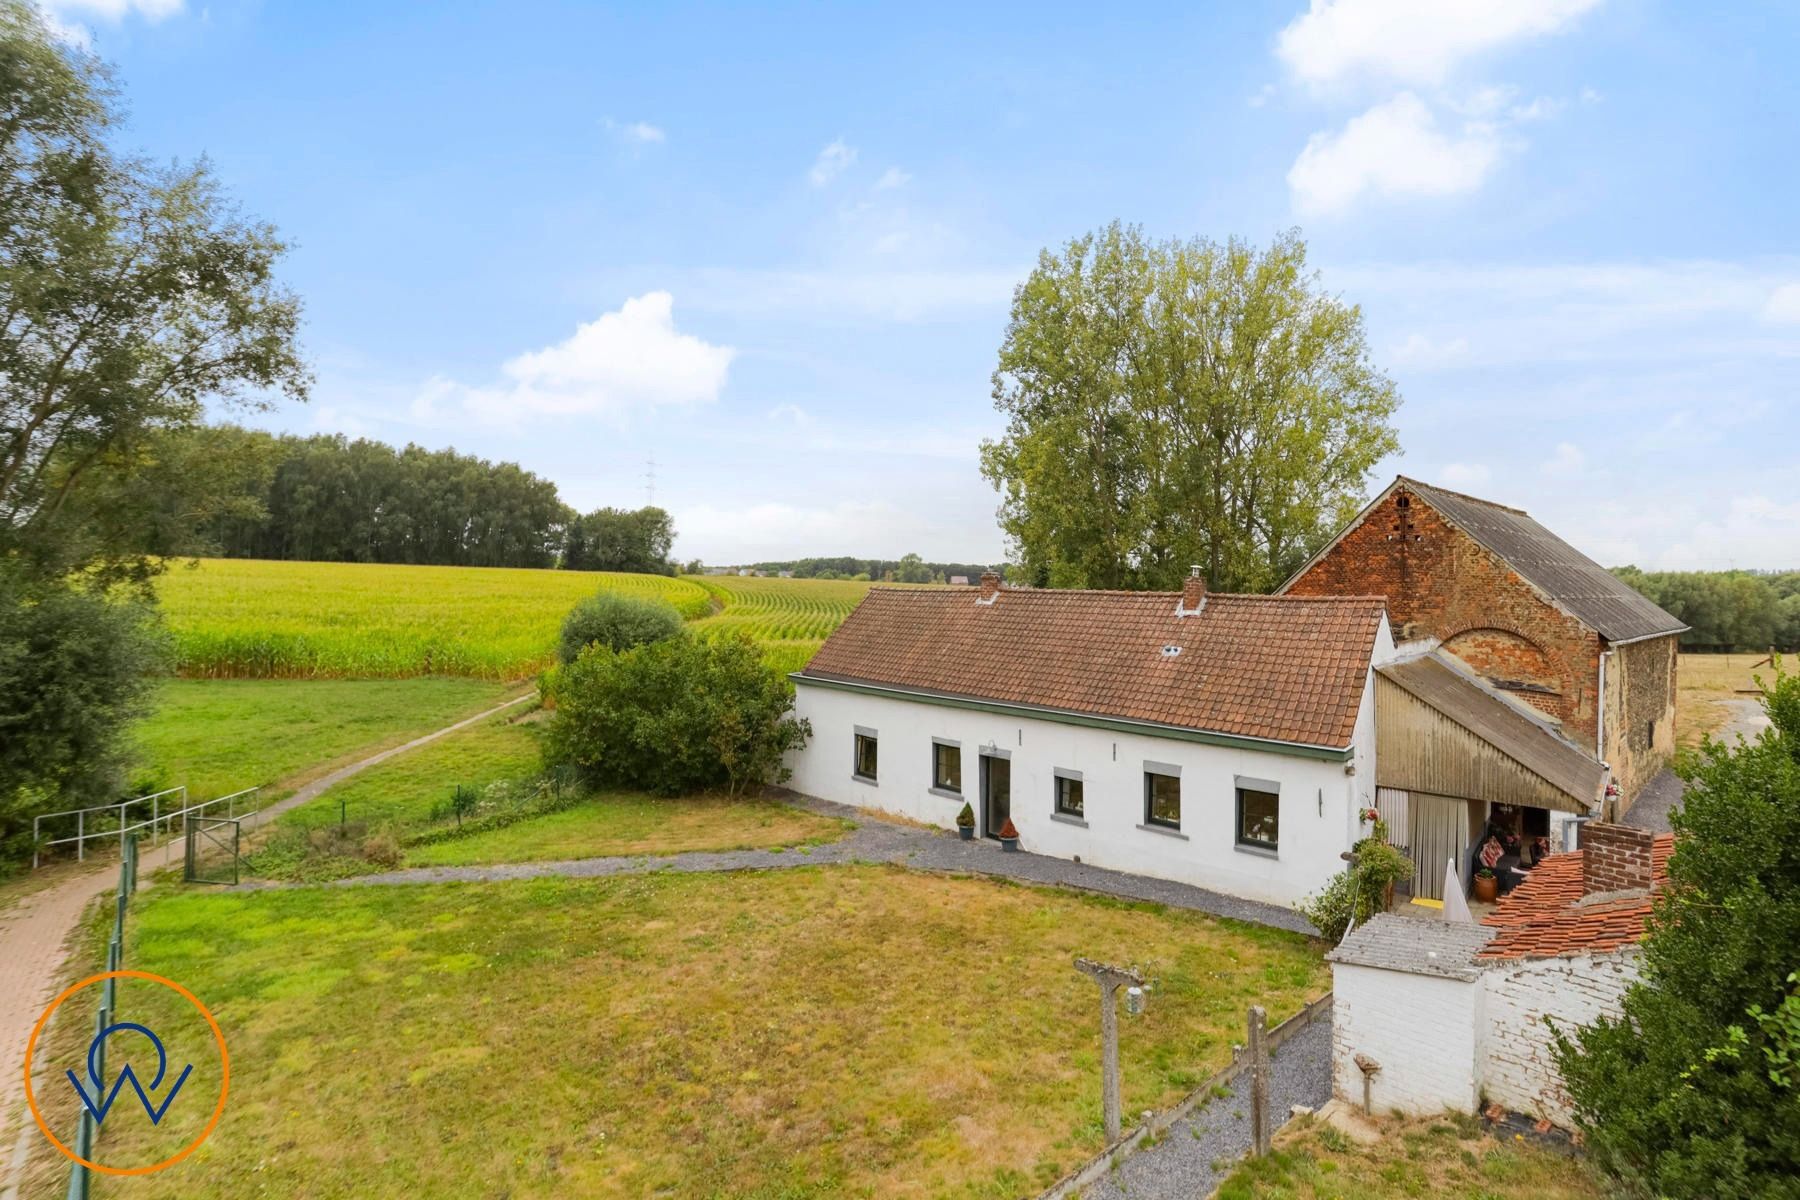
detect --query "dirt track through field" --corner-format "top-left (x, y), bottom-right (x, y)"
top-left (0, 692), bottom-right (532, 1200)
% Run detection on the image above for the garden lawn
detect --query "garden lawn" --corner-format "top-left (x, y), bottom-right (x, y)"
top-left (79, 867), bottom-right (1328, 1200)
top-left (404, 792), bottom-right (851, 865)
top-left (1215, 1113), bottom-right (1606, 1200)
top-left (133, 677), bottom-right (519, 801)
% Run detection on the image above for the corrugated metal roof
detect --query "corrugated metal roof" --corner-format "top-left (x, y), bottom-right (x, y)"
top-left (1376, 651), bottom-right (1605, 813)
top-left (1400, 477), bottom-right (1687, 643)
top-left (1327, 913), bottom-right (1495, 980)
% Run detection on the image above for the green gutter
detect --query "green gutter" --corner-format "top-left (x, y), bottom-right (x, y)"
top-left (790, 673), bottom-right (1355, 763)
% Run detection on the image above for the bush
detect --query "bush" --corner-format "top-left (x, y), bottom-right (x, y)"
top-left (1554, 659), bottom-right (1800, 1198)
top-left (360, 832), bottom-right (402, 869)
top-left (1295, 836), bottom-right (1413, 942)
top-left (545, 632), bottom-right (810, 797)
top-left (556, 591), bottom-right (684, 665)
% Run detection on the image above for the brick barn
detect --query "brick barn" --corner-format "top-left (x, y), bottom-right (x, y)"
top-left (1281, 477), bottom-right (1686, 811)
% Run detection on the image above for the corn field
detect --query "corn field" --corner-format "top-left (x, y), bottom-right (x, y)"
top-left (156, 559), bottom-right (877, 680)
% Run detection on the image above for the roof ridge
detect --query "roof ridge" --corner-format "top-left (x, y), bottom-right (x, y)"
top-left (871, 586), bottom-right (1387, 603)
top-left (1399, 475), bottom-right (1530, 516)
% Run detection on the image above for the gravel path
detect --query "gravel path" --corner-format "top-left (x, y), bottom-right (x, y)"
top-left (269, 796), bottom-right (1317, 935)
top-left (1081, 1015), bottom-right (1333, 1199)
top-left (0, 692), bottom-right (532, 1200)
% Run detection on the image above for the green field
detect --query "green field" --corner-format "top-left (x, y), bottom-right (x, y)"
top-left (132, 677), bottom-right (520, 801)
top-left (52, 867), bottom-right (1327, 1200)
top-left (154, 559), bottom-right (875, 679)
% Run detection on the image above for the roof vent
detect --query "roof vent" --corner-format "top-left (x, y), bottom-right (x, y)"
top-left (1160, 644), bottom-right (1183, 658)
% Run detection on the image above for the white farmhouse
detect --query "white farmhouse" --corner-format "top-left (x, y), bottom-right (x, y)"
top-left (789, 570), bottom-right (1390, 905)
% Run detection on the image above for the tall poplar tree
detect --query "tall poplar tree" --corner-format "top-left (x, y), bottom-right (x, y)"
top-left (980, 223), bottom-right (1400, 592)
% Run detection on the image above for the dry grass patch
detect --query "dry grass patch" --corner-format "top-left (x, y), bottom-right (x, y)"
top-left (71, 866), bottom-right (1327, 1199)
top-left (1215, 1112), bottom-right (1607, 1200)
top-left (1677, 652), bottom-right (1774, 747)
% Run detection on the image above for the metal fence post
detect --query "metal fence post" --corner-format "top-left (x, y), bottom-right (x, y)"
top-left (77, 808), bottom-right (84, 862)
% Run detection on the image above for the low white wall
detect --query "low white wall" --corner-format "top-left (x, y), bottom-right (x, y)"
top-left (1332, 963), bottom-right (1482, 1116)
top-left (1479, 949), bottom-right (1640, 1124)
top-left (787, 680), bottom-right (1374, 906)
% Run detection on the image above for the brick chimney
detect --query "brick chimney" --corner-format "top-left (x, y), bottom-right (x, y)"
top-left (978, 570), bottom-right (1002, 602)
top-left (1181, 566), bottom-right (1207, 613)
top-left (1579, 822), bottom-right (1654, 896)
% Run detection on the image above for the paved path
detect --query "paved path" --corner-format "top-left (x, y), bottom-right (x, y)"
top-left (0, 692), bottom-right (532, 1200)
top-left (252, 795), bottom-right (1317, 935)
top-left (1083, 1015), bottom-right (1333, 1199)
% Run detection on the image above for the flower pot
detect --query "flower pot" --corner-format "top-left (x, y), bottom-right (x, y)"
top-left (958, 826), bottom-right (974, 840)
top-left (1472, 873), bottom-right (1498, 903)
top-left (999, 836), bottom-right (1019, 852)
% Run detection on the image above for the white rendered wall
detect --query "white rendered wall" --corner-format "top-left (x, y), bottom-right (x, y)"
top-left (1479, 949), bottom-right (1640, 1125)
top-left (787, 677), bottom-right (1375, 907)
top-left (1332, 963), bottom-right (1482, 1116)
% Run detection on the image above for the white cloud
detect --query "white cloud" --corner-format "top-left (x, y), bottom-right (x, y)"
top-left (413, 292), bottom-right (734, 426)
top-left (1439, 462), bottom-right (1492, 489)
top-left (766, 403), bottom-right (812, 426)
top-left (603, 118), bottom-right (665, 145)
top-left (1582, 494), bottom-right (1800, 571)
top-left (36, 0), bottom-right (182, 43)
top-left (1288, 92), bottom-right (1503, 216)
top-left (808, 139), bottom-right (858, 187)
top-left (677, 499), bottom-right (944, 561)
top-left (1541, 442), bottom-right (1586, 478)
top-left (873, 167), bottom-right (911, 191)
top-left (640, 266), bottom-right (1021, 323)
top-left (1276, 0), bottom-right (1603, 87)
top-left (1763, 283), bottom-right (1800, 324)
top-left (1392, 331), bottom-right (1469, 368)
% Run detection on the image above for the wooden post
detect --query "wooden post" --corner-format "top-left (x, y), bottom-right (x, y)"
top-left (1075, 958), bottom-right (1145, 1142)
top-left (1248, 1005), bottom-right (1270, 1156)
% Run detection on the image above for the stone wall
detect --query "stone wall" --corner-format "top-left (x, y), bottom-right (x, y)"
top-left (1607, 634), bottom-right (1680, 805)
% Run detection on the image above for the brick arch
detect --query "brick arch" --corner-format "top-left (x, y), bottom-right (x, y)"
top-left (1441, 626), bottom-right (1570, 720)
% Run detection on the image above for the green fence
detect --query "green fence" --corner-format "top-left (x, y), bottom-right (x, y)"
top-left (61, 831), bottom-right (138, 1199)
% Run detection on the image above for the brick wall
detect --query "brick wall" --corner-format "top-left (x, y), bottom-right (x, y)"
top-left (1580, 821), bottom-right (1654, 894)
top-left (1479, 950), bottom-right (1641, 1125)
top-left (1288, 486), bottom-right (1602, 745)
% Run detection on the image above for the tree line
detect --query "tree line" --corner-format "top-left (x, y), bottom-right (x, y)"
top-left (185, 426), bottom-right (676, 574)
top-left (1614, 567), bottom-right (1800, 651)
top-left (748, 554), bottom-right (1001, 583)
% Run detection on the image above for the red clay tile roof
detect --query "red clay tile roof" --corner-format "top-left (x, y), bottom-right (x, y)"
top-left (799, 586), bottom-right (1386, 748)
top-left (1477, 834), bottom-right (1674, 960)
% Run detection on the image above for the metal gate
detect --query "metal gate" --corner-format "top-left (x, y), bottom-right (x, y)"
top-left (184, 815), bottom-right (242, 885)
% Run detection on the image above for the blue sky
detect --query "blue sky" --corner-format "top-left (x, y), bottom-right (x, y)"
top-left (55, 0), bottom-right (1800, 568)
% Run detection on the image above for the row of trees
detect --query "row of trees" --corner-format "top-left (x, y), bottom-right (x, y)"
top-left (1614, 567), bottom-right (1800, 651)
top-left (747, 554), bottom-right (1000, 583)
top-left (180, 427), bottom-right (677, 573)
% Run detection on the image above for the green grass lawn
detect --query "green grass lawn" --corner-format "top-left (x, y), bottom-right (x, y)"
top-left (65, 867), bottom-right (1329, 1200)
top-left (1216, 1114), bottom-right (1606, 1200)
top-left (404, 792), bottom-right (851, 866)
top-left (132, 677), bottom-right (520, 802)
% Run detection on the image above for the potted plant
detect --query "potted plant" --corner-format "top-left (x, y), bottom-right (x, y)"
top-left (1473, 866), bottom-right (1498, 903)
top-left (998, 818), bottom-right (1020, 852)
top-left (956, 802), bottom-right (976, 840)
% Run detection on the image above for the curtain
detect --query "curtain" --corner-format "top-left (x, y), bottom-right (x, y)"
top-left (1409, 793), bottom-right (1472, 901)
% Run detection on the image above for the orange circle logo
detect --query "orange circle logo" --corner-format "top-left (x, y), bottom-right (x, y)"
top-left (22, 970), bottom-right (229, 1176)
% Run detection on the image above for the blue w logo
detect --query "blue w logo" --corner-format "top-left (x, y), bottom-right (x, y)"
top-left (66, 1022), bottom-right (193, 1126)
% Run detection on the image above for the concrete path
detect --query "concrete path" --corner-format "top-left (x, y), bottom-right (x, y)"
top-left (1082, 1016), bottom-right (1334, 1199)
top-left (0, 692), bottom-right (532, 1199)
top-left (255, 795), bottom-right (1317, 935)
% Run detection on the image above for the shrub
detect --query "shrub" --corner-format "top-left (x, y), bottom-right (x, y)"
top-left (545, 632), bottom-right (810, 797)
top-left (1295, 837), bottom-right (1413, 942)
top-left (556, 591), bottom-right (684, 664)
top-left (448, 782), bottom-right (480, 827)
top-left (360, 832), bottom-right (402, 869)
top-left (956, 802), bottom-right (975, 828)
top-left (1554, 659), bottom-right (1800, 1199)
